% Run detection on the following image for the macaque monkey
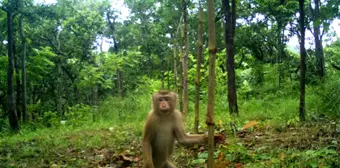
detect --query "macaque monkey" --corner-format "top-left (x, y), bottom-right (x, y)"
top-left (142, 90), bottom-right (208, 168)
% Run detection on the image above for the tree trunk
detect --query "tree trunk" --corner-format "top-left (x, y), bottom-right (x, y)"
top-left (29, 83), bottom-right (33, 120)
top-left (179, 28), bottom-right (184, 113)
top-left (194, 2), bottom-right (203, 134)
top-left (299, 0), bottom-right (306, 122)
top-left (56, 64), bottom-right (63, 116)
top-left (7, 10), bottom-right (19, 132)
top-left (182, 0), bottom-right (189, 116)
top-left (92, 85), bottom-right (98, 122)
top-left (312, 0), bottom-right (325, 78)
top-left (277, 0), bottom-right (285, 87)
top-left (117, 70), bottom-right (123, 97)
top-left (14, 42), bottom-right (21, 121)
top-left (74, 86), bottom-right (80, 104)
top-left (161, 59), bottom-right (165, 89)
top-left (55, 26), bottom-right (63, 116)
top-left (19, 14), bottom-right (28, 123)
top-left (167, 57), bottom-right (170, 89)
top-left (223, 0), bottom-right (238, 115)
top-left (206, 0), bottom-right (216, 166)
top-left (173, 42), bottom-right (178, 92)
top-left (173, 14), bottom-right (183, 93)
top-left (148, 53), bottom-right (152, 77)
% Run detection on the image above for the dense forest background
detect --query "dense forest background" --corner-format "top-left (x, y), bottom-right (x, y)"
top-left (0, 0), bottom-right (339, 167)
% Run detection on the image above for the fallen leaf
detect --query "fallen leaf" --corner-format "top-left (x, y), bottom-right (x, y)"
top-left (234, 163), bottom-right (243, 168)
top-left (50, 164), bottom-right (58, 168)
top-left (217, 152), bottom-right (223, 161)
top-left (241, 121), bottom-right (258, 130)
top-left (119, 154), bottom-right (133, 162)
top-left (215, 152), bottom-right (226, 168)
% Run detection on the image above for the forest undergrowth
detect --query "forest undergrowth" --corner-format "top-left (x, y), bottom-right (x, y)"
top-left (0, 90), bottom-right (339, 168)
top-left (1, 0), bottom-right (340, 167)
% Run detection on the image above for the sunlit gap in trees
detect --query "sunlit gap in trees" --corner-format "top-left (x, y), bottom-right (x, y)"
top-left (34, 0), bottom-right (56, 5)
top-left (28, 0), bottom-right (340, 54)
top-left (288, 14), bottom-right (340, 52)
top-left (237, 13), bottom-right (340, 53)
top-left (33, 0), bottom-right (130, 53)
top-left (95, 0), bottom-right (130, 53)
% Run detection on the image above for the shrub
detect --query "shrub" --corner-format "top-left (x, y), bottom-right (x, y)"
top-left (65, 104), bottom-right (92, 127)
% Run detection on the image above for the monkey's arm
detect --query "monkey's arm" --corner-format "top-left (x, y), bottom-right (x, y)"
top-left (142, 136), bottom-right (152, 161)
top-left (142, 120), bottom-right (154, 167)
top-left (173, 112), bottom-right (207, 146)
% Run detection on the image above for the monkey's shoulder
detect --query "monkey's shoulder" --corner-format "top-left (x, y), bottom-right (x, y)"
top-left (173, 110), bottom-right (184, 120)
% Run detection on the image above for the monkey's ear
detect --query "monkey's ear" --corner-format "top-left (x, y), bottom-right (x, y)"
top-left (152, 92), bottom-right (159, 99)
top-left (171, 92), bottom-right (178, 99)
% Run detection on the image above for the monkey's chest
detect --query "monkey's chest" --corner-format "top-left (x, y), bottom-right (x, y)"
top-left (152, 125), bottom-right (175, 151)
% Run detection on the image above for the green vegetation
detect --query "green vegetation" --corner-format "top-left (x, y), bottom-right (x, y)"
top-left (0, 0), bottom-right (339, 167)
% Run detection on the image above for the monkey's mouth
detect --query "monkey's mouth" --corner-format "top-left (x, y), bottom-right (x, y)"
top-left (160, 107), bottom-right (169, 110)
top-left (160, 109), bottom-right (170, 114)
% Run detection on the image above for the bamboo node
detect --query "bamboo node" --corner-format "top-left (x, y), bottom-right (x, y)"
top-left (205, 117), bottom-right (215, 125)
top-left (208, 48), bottom-right (217, 54)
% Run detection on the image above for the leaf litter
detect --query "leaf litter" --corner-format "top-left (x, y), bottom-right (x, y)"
top-left (0, 121), bottom-right (338, 167)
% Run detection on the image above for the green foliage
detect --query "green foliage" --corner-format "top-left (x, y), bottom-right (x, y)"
top-left (0, 56), bottom-right (8, 96)
top-left (0, 117), bottom-right (9, 132)
top-left (0, 123), bottom-right (142, 167)
top-left (78, 65), bottom-right (109, 89)
top-left (0, 0), bottom-right (340, 166)
top-left (97, 96), bottom-right (145, 123)
top-left (65, 104), bottom-right (92, 127)
top-left (244, 148), bottom-right (339, 168)
top-left (27, 47), bottom-right (56, 83)
top-left (325, 39), bottom-right (340, 70)
top-left (134, 76), bottom-right (163, 94)
top-left (97, 77), bottom-right (160, 123)
top-left (307, 75), bottom-right (340, 119)
top-left (222, 143), bottom-right (254, 163)
top-left (41, 111), bottom-right (60, 128)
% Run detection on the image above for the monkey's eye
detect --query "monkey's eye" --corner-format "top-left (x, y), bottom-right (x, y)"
top-left (158, 98), bottom-right (163, 102)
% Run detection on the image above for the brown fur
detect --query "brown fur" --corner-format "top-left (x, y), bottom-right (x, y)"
top-left (142, 90), bottom-right (207, 168)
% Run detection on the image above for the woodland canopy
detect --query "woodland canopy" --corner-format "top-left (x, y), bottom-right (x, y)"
top-left (0, 0), bottom-right (339, 167)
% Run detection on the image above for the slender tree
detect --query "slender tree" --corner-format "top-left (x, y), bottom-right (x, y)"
top-left (56, 29), bottom-right (63, 116)
top-left (194, 1), bottom-right (203, 134)
top-left (206, 0), bottom-right (216, 166)
top-left (173, 40), bottom-right (178, 92)
top-left (182, 0), bottom-right (189, 116)
top-left (179, 25), bottom-right (184, 113)
top-left (106, 8), bottom-right (123, 97)
top-left (223, 0), bottom-right (238, 115)
top-left (14, 41), bottom-right (21, 121)
top-left (56, 64), bottom-right (63, 115)
top-left (19, 13), bottom-right (27, 123)
top-left (92, 84), bottom-right (98, 121)
top-left (310, 0), bottom-right (325, 78)
top-left (167, 57), bottom-right (170, 89)
top-left (276, 0), bottom-right (286, 87)
top-left (299, 0), bottom-right (306, 121)
top-left (173, 14), bottom-right (183, 93)
top-left (4, 5), bottom-right (19, 131)
top-left (161, 58), bottom-right (165, 89)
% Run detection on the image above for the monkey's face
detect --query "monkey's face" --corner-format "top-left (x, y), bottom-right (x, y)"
top-left (158, 97), bottom-right (170, 112)
top-left (152, 90), bottom-right (177, 115)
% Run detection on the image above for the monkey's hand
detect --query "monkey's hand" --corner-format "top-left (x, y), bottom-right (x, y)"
top-left (143, 161), bottom-right (154, 168)
top-left (204, 133), bottom-right (226, 144)
top-left (214, 133), bottom-right (226, 144)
